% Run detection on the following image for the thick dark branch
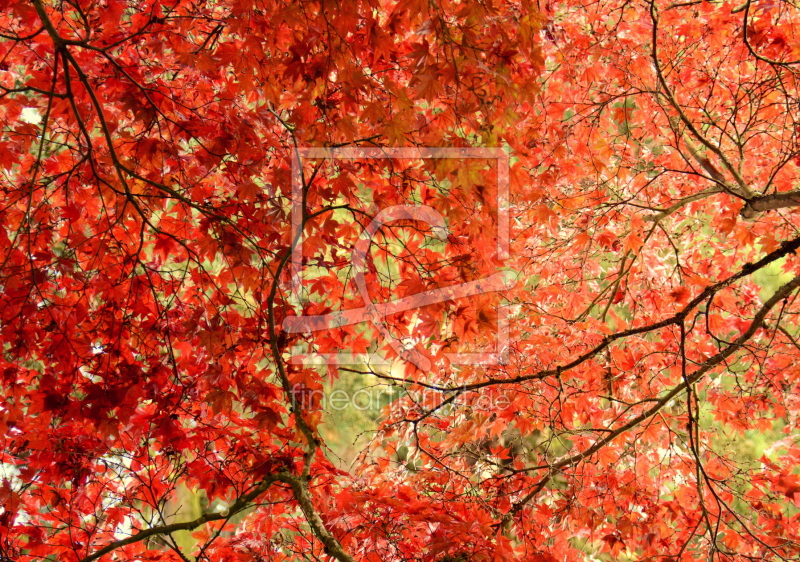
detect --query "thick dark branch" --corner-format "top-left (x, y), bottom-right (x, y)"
top-left (741, 191), bottom-right (800, 219)
top-left (30, 0), bottom-right (87, 47)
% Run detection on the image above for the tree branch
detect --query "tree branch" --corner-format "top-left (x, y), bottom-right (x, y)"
top-left (276, 472), bottom-right (356, 562)
top-left (78, 476), bottom-right (278, 562)
top-left (741, 190), bottom-right (800, 219)
top-left (499, 272), bottom-right (800, 524)
top-left (650, 3), bottom-right (754, 199)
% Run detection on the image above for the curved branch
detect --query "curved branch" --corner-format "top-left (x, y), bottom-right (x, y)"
top-left (649, 2), bottom-right (754, 199)
top-left (644, 186), bottom-right (723, 222)
top-left (456, 235), bottom-right (800, 395)
top-left (500, 272), bottom-right (800, 525)
top-left (554, 271), bottom-right (800, 468)
top-left (276, 472), bottom-right (356, 562)
top-left (742, 0), bottom-right (800, 67)
top-left (78, 476), bottom-right (278, 562)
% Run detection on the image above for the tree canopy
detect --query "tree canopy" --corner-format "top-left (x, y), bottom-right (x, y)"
top-left (2, 0), bottom-right (800, 560)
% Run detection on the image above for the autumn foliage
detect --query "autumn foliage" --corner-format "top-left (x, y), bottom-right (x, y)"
top-left (2, 0), bottom-right (800, 560)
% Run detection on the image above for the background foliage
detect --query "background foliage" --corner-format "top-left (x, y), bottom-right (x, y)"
top-left (2, 0), bottom-right (800, 560)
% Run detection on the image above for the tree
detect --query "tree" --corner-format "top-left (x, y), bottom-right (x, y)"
top-left (1, 0), bottom-right (800, 559)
